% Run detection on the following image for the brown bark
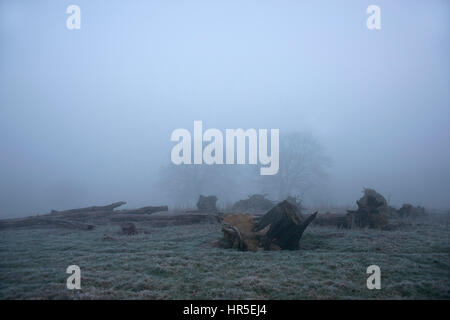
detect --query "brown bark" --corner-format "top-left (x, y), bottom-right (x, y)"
top-left (254, 201), bottom-right (317, 250)
top-left (217, 200), bottom-right (317, 251)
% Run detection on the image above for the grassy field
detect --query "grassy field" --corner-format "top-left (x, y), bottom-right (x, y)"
top-left (0, 216), bottom-right (449, 299)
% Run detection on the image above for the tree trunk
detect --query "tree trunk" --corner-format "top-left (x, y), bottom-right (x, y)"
top-left (0, 216), bottom-right (94, 230)
top-left (51, 201), bottom-right (126, 214)
top-left (119, 205), bottom-right (168, 215)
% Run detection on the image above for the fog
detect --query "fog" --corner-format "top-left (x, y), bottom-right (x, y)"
top-left (1, 0), bottom-right (449, 218)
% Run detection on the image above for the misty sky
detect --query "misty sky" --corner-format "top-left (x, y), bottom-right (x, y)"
top-left (1, 0), bottom-right (449, 217)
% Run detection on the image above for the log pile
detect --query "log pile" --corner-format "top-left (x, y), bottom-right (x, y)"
top-left (216, 200), bottom-right (317, 251)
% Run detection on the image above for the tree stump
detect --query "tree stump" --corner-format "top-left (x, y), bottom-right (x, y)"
top-left (216, 200), bottom-right (317, 251)
top-left (196, 195), bottom-right (218, 212)
top-left (254, 200), bottom-right (317, 250)
top-left (345, 188), bottom-right (391, 229)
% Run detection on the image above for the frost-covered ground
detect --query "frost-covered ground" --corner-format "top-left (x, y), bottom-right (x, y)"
top-left (0, 217), bottom-right (449, 299)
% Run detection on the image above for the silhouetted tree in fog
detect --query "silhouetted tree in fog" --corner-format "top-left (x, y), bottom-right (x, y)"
top-left (156, 164), bottom-right (238, 208)
top-left (156, 132), bottom-right (329, 208)
top-left (258, 132), bottom-right (330, 201)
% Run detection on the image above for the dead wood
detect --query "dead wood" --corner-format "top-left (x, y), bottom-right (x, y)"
top-left (216, 200), bottom-right (317, 251)
top-left (0, 202), bottom-right (170, 231)
top-left (110, 213), bottom-right (221, 226)
top-left (118, 205), bottom-right (168, 215)
top-left (196, 195), bottom-right (218, 212)
top-left (50, 201), bottom-right (126, 214)
top-left (0, 216), bottom-right (94, 230)
top-left (255, 201), bottom-right (317, 250)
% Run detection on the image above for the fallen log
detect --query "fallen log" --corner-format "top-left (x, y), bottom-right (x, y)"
top-left (0, 202), bottom-right (168, 231)
top-left (110, 213), bottom-right (221, 226)
top-left (118, 205), bottom-right (168, 215)
top-left (50, 201), bottom-right (126, 214)
top-left (0, 202), bottom-right (215, 231)
top-left (41, 219), bottom-right (95, 230)
top-left (0, 216), bottom-right (94, 230)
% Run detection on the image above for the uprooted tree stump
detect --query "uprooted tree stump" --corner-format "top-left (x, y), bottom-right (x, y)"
top-left (216, 200), bottom-right (317, 251)
top-left (196, 195), bottom-right (218, 212)
top-left (357, 188), bottom-right (398, 218)
top-left (356, 189), bottom-right (388, 211)
top-left (346, 188), bottom-right (390, 229)
top-left (313, 188), bottom-right (391, 230)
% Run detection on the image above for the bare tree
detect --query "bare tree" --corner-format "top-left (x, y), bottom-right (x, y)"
top-left (155, 132), bottom-right (329, 207)
top-left (155, 164), bottom-right (237, 208)
top-left (257, 132), bottom-right (330, 201)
